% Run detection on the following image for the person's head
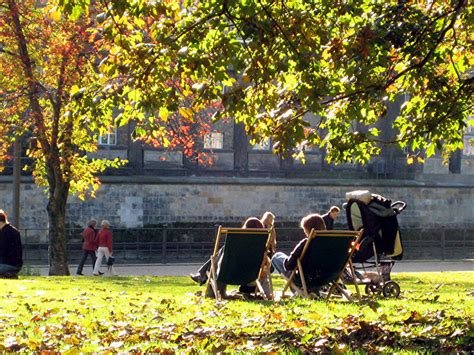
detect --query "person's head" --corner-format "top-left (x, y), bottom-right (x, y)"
top-left (88, 219), bottom-right (97, 228)
top-left (329, 206), bottom-right (341, 221)
top-left (0, 209), bottom-right (8, 226)
top-left (260, 211), bottom-right (275, 228)
top-left (100, 220), bottom-right (110, 229)
top-left (300, 213), bottom-right (326, 236)
top-left (243, 217), bottom-right (264, 229)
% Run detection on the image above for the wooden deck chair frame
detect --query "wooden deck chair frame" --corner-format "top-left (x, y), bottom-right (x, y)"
top-left (282, 229), bottom-right (363, 301)
top-left (207, 226), bottom-right (273, 301)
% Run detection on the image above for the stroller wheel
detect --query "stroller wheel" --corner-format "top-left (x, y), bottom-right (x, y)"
top-left (382, 281), bottom-right (400, 298)
top-left (365, 283), bottom-right (382, 295)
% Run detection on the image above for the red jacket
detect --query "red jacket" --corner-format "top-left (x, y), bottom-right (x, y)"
top-left (80, 226), bottom-right (97, 251)
top-left (97, 228), bottom-right (113, 253)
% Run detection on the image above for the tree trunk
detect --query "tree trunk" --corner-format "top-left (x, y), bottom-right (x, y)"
top-left (47, 183), bottom-right (70, 276)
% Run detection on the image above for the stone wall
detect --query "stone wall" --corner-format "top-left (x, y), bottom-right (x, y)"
top-left (1, 176), bottom-right (472, 260)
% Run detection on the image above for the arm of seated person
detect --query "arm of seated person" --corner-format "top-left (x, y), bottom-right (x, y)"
top-left (284, 238), bottom-right (307, 271)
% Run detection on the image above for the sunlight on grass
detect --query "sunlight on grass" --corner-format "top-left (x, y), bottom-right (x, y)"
top-left (0, 272), bottom-right (472, 352)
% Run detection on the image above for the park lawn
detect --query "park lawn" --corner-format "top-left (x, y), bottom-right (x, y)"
top-left (0, 272), bottom-right (472, 353)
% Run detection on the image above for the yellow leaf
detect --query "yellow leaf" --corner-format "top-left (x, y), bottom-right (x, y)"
top-left (417, 156), bottom-right (425, 164)
top-left (407, 156), bottom-right (414, 165)
top-left (386, 83), bottom-right (398, 94)
top-left (179, 107), bottom-right (194, 120)
top-left (159, 107), bottom-right (169, 121)
top-left (49, 7), bottom-right (61, 21)
top-left (322, 48), bottom-right (331, 60)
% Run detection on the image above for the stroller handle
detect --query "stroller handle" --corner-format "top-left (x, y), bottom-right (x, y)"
top-left (391, 201), bottom-right (407, 214)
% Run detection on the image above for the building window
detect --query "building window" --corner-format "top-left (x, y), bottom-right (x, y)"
top-left (204, 131), bottom-right (223, 149)
top-left (252, 138), bottom-right (271, 151)
top-left (99, 128), bottom-right (117, 145)
top-left (463, 123), bottom-right (474, 156)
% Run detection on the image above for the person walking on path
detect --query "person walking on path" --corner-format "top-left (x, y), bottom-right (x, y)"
top-left (93, 220), bottom-right (115, 276)
top-left (0, 209), bottom-right (23, 278)
top-left (76, 219), bottom-right (100, 276)
top-left (322, 206), bottom-right (340, 230)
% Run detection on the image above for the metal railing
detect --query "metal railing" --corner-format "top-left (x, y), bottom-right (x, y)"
top-left (19, 227), bottom-right (473, 264)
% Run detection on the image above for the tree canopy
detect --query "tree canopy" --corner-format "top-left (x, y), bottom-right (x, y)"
top-left (0, 0), bottom-right (129, 274)
top-left (0, 0), bottom-right (123, 197)
top-left (58, 0), bottom-right (473, 164)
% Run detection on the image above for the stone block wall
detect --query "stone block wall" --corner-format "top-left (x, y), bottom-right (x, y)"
top-left (0, 176), bottom-right (472, 260)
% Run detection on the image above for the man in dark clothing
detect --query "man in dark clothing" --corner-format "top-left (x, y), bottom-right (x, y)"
top-left (0, 210), bottom-right (23, 278)
top-left (322, 206), bottom-right (340, 230)
top-left (76, 219), bottom-right (99, 275)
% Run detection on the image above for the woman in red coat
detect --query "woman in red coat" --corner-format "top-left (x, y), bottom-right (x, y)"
top-left (76, 219), bottom-right (98, 275)
top-left (93, 220), bottom-right (115, 276)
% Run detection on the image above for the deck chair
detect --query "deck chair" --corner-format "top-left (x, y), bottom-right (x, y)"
top-left (207, 226), bottom-right (273, 300)
top-left (282, 229), bottom-right (363, 301)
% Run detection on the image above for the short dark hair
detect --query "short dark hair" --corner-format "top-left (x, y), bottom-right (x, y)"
top-left (300, 213), bottom-right (326, 236)
top-left (243, 217), bottom-right (264, 229)
top-left (330, 206), bottom-right (341, 213)
top-left (0, 209), bottom-right (7, 223)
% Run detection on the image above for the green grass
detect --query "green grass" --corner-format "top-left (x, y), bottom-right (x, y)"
top-left (1, 272), bottom-right (472, 352)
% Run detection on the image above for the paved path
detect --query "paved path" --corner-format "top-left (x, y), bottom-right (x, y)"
top-left (33, 260), bottom-right (473, 276)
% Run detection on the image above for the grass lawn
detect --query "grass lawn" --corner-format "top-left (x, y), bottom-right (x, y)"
top-left (0, 272), bottom-right (472, 352)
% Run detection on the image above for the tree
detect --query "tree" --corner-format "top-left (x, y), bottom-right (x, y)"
top-left (0, 0), bottom-right (217, 275)
top-left (0, 0), bottom-right (125, 275)
top-left (59, 0), bottom-right (473, 164)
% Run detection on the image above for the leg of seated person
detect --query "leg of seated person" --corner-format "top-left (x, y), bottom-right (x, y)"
top-left (197, 258), bottom-right (211, 276)
top-left (271, 252), bottom-right (292, 279)
top-left (191, 247), bottom-right (224, 284)
top-left (217, 281), bottom-right (227, 298)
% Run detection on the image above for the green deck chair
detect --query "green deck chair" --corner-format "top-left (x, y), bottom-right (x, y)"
top-left (282, 229), bottom-right (363, 301)
top-left (208, 226), bottom-right (273, 300)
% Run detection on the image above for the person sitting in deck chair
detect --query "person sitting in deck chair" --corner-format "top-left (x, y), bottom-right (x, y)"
top-left (271, 213), bottom-right (326, 279)
top-left (204, 217), bottom-right (266, 298)
top-left (190, 213), bottom-right (275, 286)
top-left (238, 212), bottom-right (276, 297)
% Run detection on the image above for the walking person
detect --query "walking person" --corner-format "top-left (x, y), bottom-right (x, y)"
top-left (93, 220), bottom-right (115, 276)
top-left (0, 210), bottom-right (23, 278)
top-left (76, 219), bottom-right (100, 276)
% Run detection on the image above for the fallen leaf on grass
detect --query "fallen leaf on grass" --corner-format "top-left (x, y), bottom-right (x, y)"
top-left (313, 338), bottom-right (328, 347)
top-left (294, 320), bottom-right (306, 328)
top-left (450, 329), bottom-right (464, 337)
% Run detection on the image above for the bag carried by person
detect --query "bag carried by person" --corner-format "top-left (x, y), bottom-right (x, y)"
top-left (107, 256), bottom-right (115, 267)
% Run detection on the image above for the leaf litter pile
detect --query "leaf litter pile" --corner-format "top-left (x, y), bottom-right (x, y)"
top-left (0, 273), bottom-right (472, 352)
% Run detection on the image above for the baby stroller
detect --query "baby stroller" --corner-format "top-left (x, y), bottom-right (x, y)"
top-left (345, 190), bottom-right (407, 297)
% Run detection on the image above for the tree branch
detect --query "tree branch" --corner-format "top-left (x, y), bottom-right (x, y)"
top-left (7, 0), bottom-right (51, 157)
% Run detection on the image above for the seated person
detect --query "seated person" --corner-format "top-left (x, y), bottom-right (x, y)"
top-left (238, 211), bottom-right (276, 297)
top-left (261, 211), bottom-right (276, 256)
top-left (190, 216), bottom-right (266, 285)
top-left (203, 217), bottom-right (265, 298)
top-left (0, 210), bottom-right (23, 278)
top-left (271, 213), bottom-right (326, 279)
